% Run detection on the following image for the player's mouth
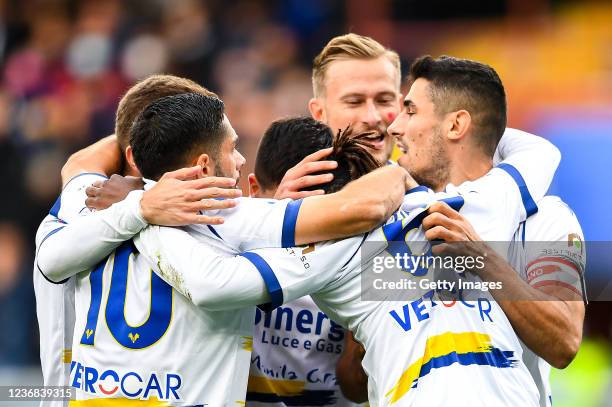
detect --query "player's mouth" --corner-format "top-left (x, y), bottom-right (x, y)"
top-left (362, 132), bottom-right (387, 150)
top-left (396, 140), bottom-right (408, 154)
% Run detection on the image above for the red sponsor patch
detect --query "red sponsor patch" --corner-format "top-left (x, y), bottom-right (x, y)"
top-left (526, 264), bottom-right (562, 283)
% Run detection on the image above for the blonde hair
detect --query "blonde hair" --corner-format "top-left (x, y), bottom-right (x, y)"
top-left (115, 75), bottom-right (216, 150)
top-left (312, 33), bottom-right (401, 97)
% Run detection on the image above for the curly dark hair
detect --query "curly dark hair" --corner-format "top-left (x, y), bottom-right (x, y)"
top-left (254, 116), bottom-right (382, 194)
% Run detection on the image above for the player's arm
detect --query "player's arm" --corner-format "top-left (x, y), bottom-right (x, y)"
top-left (472, 249), bottom-right (584, 369)
top-left (336, 331), bottom-right (368, 403)
top-left (157, 164), bottom-right (414, 252)
top-left (423, 201), bottom-right (585, 369)
top-left (37, 167), bottom-right (240, 283)
top-left (134, 223), bottom-right (364, 310)
top-left (61, 135), bottom-right (123, 187)
top-left (85, 175), bottom-right (145, 210)
top-left (294, 165), bottom-right (414, 245)
top-left (134, 226), bottom-right (272, 310)
top-left (36, 190), bottom-right (146, 283)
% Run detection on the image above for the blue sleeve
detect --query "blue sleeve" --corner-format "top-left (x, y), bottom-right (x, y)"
top-left (281, 199), bottom-right (303, 248)
top-left (496, 163), bottom-right (538, 218)
top-left (239, 252), bottom-right (284, 311)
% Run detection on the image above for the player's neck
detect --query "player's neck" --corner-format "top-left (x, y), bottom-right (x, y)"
top-left (122, 165), bottom-right (141, 177)
top-left (447, 148), bottom-right (493, 187)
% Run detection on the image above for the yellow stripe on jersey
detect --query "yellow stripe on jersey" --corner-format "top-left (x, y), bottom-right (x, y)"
top-left (70, 398), bottom-right (169, 406)
top-left (247, 376), bottom-right (305, 396)
top-left (63, 349), bottom-right (72, 364)
top-left (241, 336), bottom-right (253, 352)
top-left (385, 331), bottom-right (514, 404)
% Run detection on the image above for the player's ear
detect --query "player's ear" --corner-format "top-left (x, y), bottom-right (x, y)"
top-left (124, 146), bottom-right (141, 176)
top-left (195, 154), bottom-right (212, 177)
top-left (248, 173), bottom-right (260, 198)
top-left (447, 110), bottom-right (471, 142)
top-left (308, 98), bottom-right (325, 122)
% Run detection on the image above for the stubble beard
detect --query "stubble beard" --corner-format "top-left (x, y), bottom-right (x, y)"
top-left (410, 126), bottom-right (450, 191)
top-left (214, 162), bottom-right (240, 187)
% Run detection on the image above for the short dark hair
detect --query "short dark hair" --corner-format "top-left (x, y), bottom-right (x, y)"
top-left (254, 116), bottom-right (380, 193)
top-left (130, 93), bottom-right (226, 180)
top-left (409, 55), bottom-right (507, 156)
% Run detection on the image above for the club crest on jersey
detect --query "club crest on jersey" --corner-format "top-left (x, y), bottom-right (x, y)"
top-left (70, 361), bottom-right (182, 401)
top-left (567, 233), bottom-right (583, 254)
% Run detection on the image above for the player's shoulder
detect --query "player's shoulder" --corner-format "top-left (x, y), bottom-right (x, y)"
top-left (62, 172), bottom-right (108, 193)
top-left (529, 196), bottom-right (578, 224)
top-left (525, 195), bottom-right (582, 240)
top-left (49, 172), bottom-right (108, 223)
top-left (534, 195), bottom-right (574, 214)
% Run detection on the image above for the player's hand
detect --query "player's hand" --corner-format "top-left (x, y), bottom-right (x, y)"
top-left (274, 147), bottom-right (338, 199)
top-left (140, 165), bottom-right (242, 226)
top-left (86, 175), bottom-right (145, 210)
top-left (422, 201), bottom-right (489, 260)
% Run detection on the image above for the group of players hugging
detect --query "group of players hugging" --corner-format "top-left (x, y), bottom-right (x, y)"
top-left (34, 33), bottom-right (586, 407)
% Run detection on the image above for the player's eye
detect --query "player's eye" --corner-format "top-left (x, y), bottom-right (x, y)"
top-left (377, 97), bottom-right (395, 105)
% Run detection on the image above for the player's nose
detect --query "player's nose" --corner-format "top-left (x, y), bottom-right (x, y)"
top-left (236, 151), bottom-right (246, 169)
top-left (387, 120), bottom-right (401, 139)
top-left (362, 101), bottom-right (382, 128)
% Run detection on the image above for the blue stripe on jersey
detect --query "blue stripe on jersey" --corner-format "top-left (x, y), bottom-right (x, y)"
top-left (36, 226), bottom-right (68, 284)
top-left (240, 252), bottom-right (283, 311)
top-left (80, 258), bottom-right (105, 345)
top-left (440, 195), bottom-right (465, 211)
top-left (341, 232), bottom-right (369, 269)
top-left (39, 225), bottom-right (66, 247)
top-left (49, 195), bottom-right (62, 218)
top-left (281, 199), bottom-right (303, 248)
top-left (406, 185), bottom-right (429, 195)
top-left (496, 163), bottom-right (538, 217)
top-left (207, 225), bottom-right (223, 240)
top-left (417, 348), bottom-right (517, 382)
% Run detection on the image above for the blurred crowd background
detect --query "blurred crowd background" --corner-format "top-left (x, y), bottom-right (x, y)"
top-left (0, 0), bottom-right (611, 405)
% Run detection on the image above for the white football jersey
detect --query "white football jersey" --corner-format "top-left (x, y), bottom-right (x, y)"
top-left (133, 128), bottom-right (560, 406)
top-left (137, 164), bottom-right (548, 406)
top-left (507, 196), bottom-right (586, 407)
top-left (68, 240), bottom-right (255, 406)
top-left (243, 163), bottom-right (546, 407)
top-left (36, 179), bottom-right (303, 405)
top-left (34, 173), bottom-right (107, 407)
top-left (47, 128), bottom-right (557, 406)
top-left (247, 296), bottom-right (357, 407)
